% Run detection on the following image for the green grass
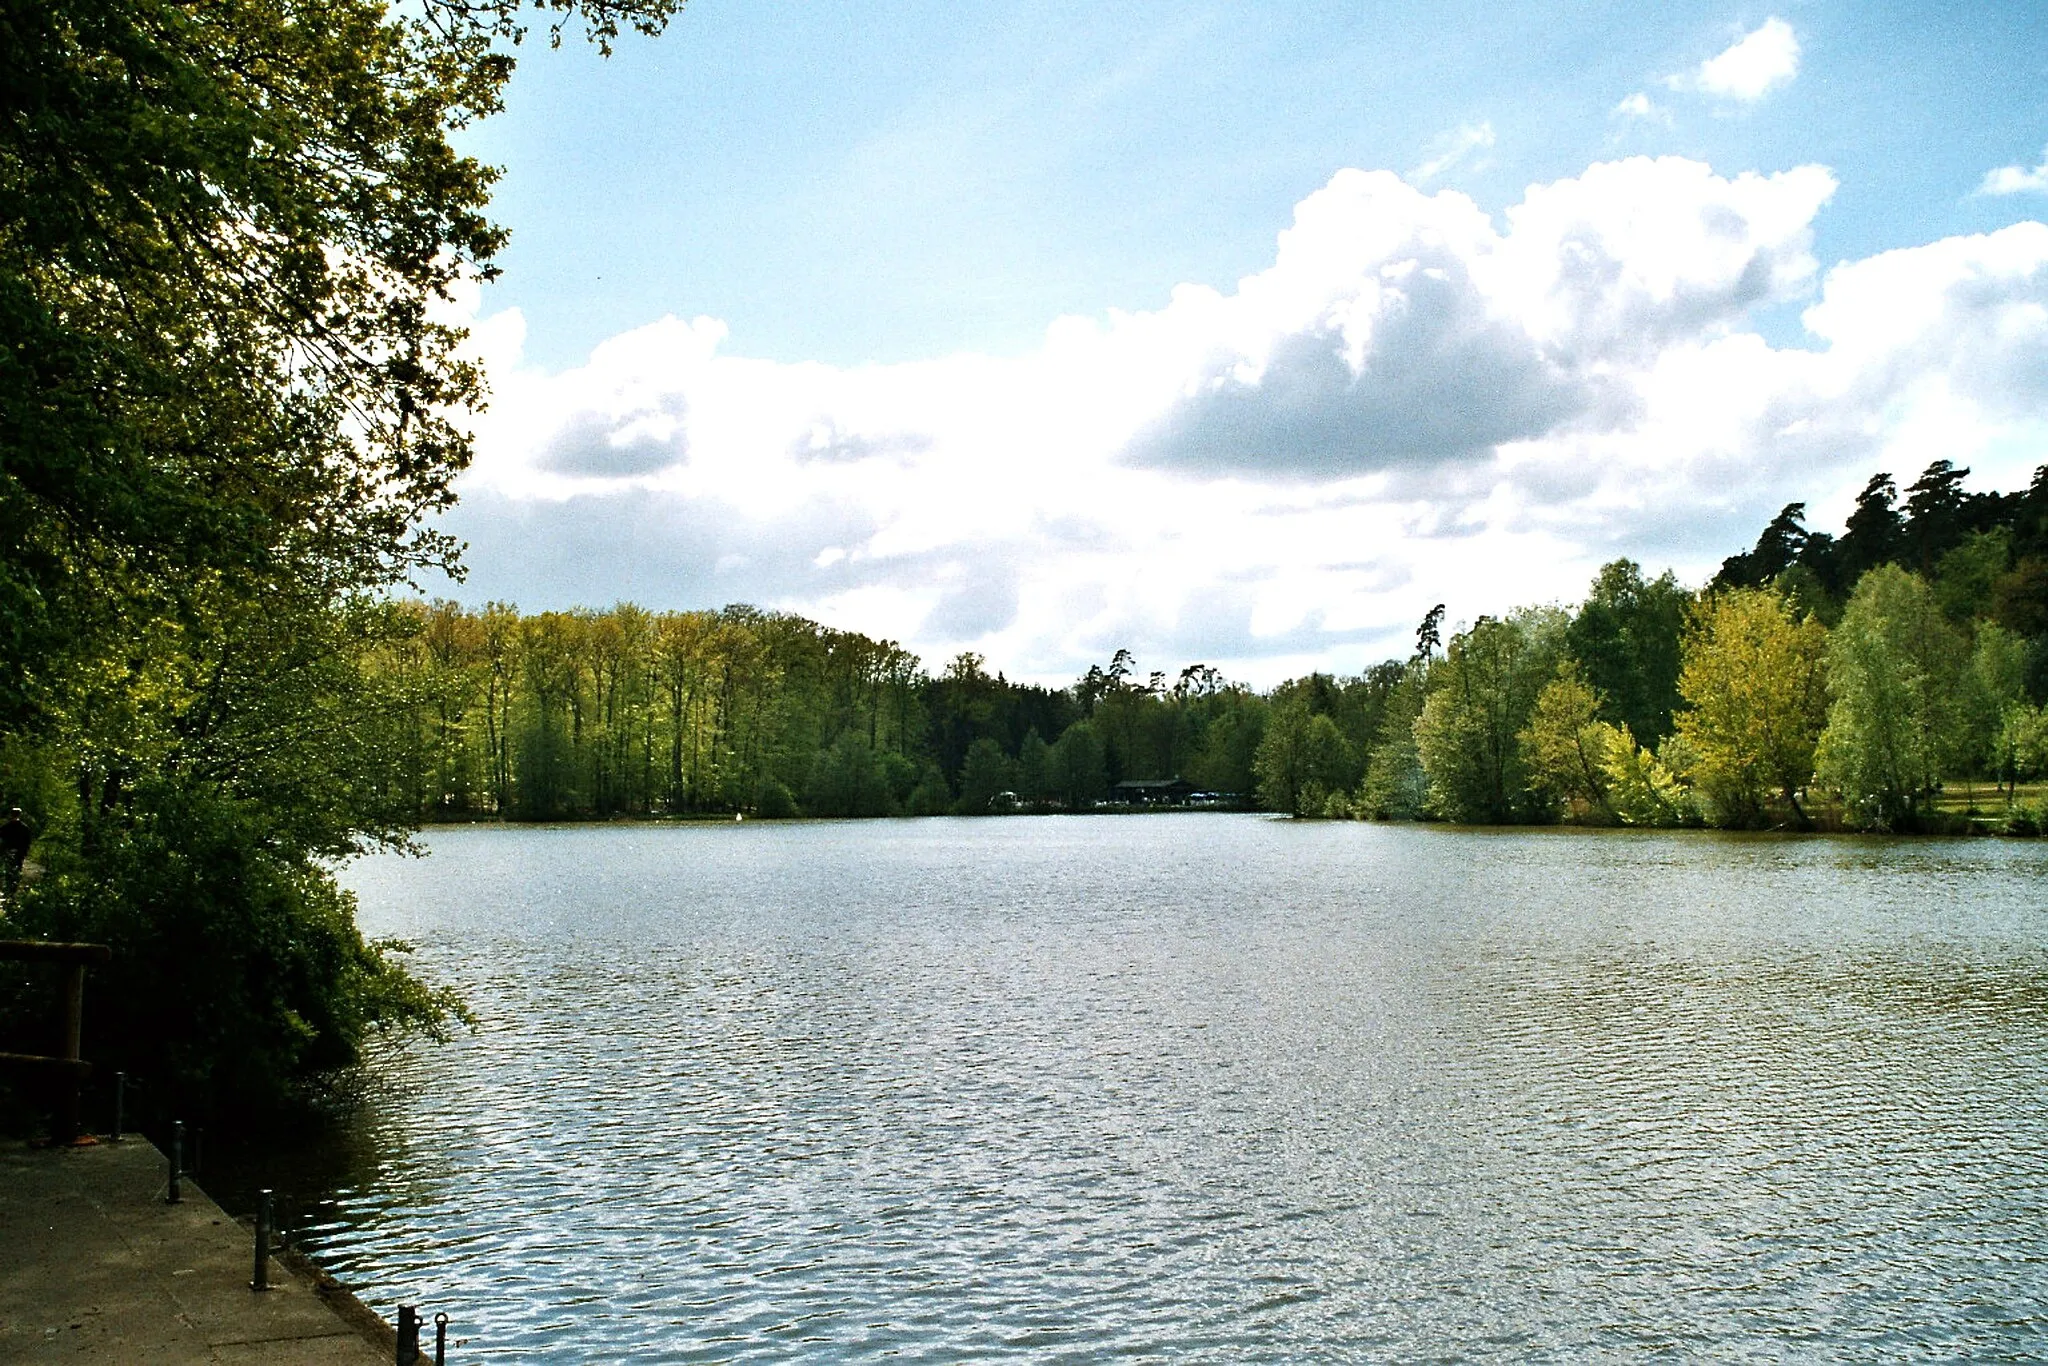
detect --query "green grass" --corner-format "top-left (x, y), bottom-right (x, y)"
top-left (1931, 779), bottom-right (2048, 815)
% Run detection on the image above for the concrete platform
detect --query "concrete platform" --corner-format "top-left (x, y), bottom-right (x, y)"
top-left (0, 1137), bottom-right (389, 1364)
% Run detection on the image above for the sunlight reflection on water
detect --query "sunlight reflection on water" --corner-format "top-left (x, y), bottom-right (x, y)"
top-left (240, 819), bottom-right (2048, 1361)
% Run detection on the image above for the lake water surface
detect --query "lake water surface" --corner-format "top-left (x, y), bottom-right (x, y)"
top-left (257, 818), bottom-right (2047, 1361)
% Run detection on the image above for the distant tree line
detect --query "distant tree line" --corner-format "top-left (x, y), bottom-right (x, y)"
top-left (358, 461), bottom-right (2048, 835)
top-left (357, 609), bottom-right (1270, 820)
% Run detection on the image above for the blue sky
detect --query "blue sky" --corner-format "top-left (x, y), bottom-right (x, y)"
top-left (437, 2), bottom-right (2048, 683)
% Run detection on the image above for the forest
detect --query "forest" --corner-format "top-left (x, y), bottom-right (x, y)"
top-left (349, 457), bottom-right (2048, 836)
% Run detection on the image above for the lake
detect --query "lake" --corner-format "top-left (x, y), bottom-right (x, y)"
top-left (237, 817), bottom-right (2048, 1361)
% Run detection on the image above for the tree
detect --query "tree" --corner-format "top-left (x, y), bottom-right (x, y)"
top-left (1520, 662), bottom-right (1613, 820)
top-left (0, 0), bottom-right (683, 1119)
top-left (1014, 729), bottom-right (1051, 807)
top-left (807, 731), bottom-right (893, 817)
top-left (1413, 610), bottom-right (1563, 823)
top-left (1673, 588), bottom-right (1829, 827)
top-left (1964, 623), bottom-right (2029, 791)
top-left (1358, 662), bottom-right (1429, 819)
top-left (954, 737), bottom-right (1015, 814)
top-left (1184, 690), bottom-right (1265, 799)
top-left (1714, 503), bottom-right (1810, 590)
top-left (1933, 529), bottom-right (2012, 625)
top-left (1814, 566), bottom-right (1968, 828)
top-left (1047, 721), bottom-right (1108, 811)
top-left (1566, 559), bottom-right (1690, 745)
top-left (1598, 725), bottom-right (1695, 827)
top-left (1902, 459), bottom-right (1986, 575)
top-left (1253, 701), bottom-right (1354, 816)
top-left (1833, 473), bottom-right (1906, 591)
top-left (1414, 604), bottom-right (1446, 660)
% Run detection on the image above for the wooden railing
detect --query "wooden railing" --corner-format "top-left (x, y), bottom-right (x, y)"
top-left (0, 940), bottom-right (112, 1143)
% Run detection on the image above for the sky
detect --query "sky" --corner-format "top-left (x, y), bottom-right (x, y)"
top-left (431, 0), bottom-right (2048, 685)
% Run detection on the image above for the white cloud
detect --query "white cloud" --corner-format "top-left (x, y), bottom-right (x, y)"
top-left (1981, 147), bottom-right (2048, 196)
top-left (440, 156), bottom-right (2048, 685)
top-left (1410, 121), bottom-right (1495, 183)
top-left (1678, 18), bottom-right (1800, 102)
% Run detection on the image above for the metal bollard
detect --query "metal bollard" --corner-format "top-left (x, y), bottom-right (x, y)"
top-left (251, 1189), bottom-right (272, 1291)
top-left (111, 1071), bottom-right (124, 1141)
top-left (397, 1304), bottom-right (421, 1365)
top-left (167, 1121), bottom-right (183, 1204)
top-left (434, 1312), bottom-right (449, 1366)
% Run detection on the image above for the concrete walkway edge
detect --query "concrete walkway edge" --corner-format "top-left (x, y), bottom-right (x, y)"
top-left (0, 1136), bottom-right (392, 1364)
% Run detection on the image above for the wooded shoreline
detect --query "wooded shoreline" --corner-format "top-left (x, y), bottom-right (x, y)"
top-left (348, 461), bottom-right (2048, 838)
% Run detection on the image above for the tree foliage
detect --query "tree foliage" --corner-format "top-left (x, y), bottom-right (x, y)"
top-left (1254, 701), bottom-right (1353, 817)
top-left (1813, 566), bottom-right (1968, 828)
top-left (1564, 560), bottom-right (1689, 744)
top-left (1673, 588), bottom-right (1828, 826)
top-left (1413, 610), bottom-right (1562, 823)
top-left (1521, 661), bottom-right (1613, 820)
top-left (0, 0), bottom-right (683, 1122)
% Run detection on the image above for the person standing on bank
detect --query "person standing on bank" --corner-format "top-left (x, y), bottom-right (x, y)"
top-left (0, 807), bottom-right (31, 911)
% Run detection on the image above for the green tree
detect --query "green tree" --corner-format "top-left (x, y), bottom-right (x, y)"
top-left (1253, 701), bottom-right (1354, 816)
top-left (0, 0), bottom-right (682, 1119)
top-left (1933, 529), bottom-right (2012, 624)
top-left (1965, 623), bottom-right (2030, 791)
top-left (1520, 661), bottom-right (1612, 820)
top-left (1673, 588), bottom-right (1829, 826)
top-left (1566, 559), bottom-right (1690, 744)
top-left (1814, 566), bottom-right (1968, 828)
top-left (1413, 610), bottom-right (1563, 823)
top-left (1358, 661), bottom-right (1429, 820)
top-left (954, 737), bottom-right (1016, 815)
top-left (1184, 691), bottom-right (1265, 799)
top-left (904, 763), bottom-right (953, 816)
top-left (1597, 724), bottom-right (1695, 827)
top-left (807, 731), bottom-right (893, 817)
top-left (1832, 473), bottom-right (1907, 592)
top-left (1014, 729), bottom-right (1051, 807)
top-left (1253, 700), bottom-right (1310, 814)
top-left (1048, 721), bottom-right (1108, 810)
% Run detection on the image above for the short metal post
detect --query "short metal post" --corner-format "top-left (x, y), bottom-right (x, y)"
top-left (434, 1312), bottom-right (449, 1366)
top-left (397, 1304), bottom-right (420, 1365)
top-left (167, 1121), bottom-right (183, 1204)
top-left (56, 963), bottom-right (84, 1142)
top-left (111, 1071), bottom-right (124, 1141)
top-left (251, 1189), bottom-right (272, 1291)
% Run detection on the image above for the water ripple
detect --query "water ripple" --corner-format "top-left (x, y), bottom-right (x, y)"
top-left (218, 820), bottom-right (2048, 1361)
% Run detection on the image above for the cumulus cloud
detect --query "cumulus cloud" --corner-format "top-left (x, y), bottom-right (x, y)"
top-left (1981, 148), bottom-right (2048, 196)
top-left (440, 155), bottom-right (2048, 684)
top-left (1124, 159), bottom-right (1832, 477)
top-left (1677, 18), bottom-right (1800, 102)
top-left (534, 397), bottom-right (690, 477)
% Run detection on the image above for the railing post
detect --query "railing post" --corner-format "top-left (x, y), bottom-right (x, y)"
top-left (56, 962), bottom-right (84, 1142)
top-left (435, 1312), bottom-right (449, 1366)
top-left (167, 1121), bottom-right (183, 1204)
top-left (251, 1189), bottom-right (272, 1291)
top-left (397, 1304), bottom-right (421, 1365)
